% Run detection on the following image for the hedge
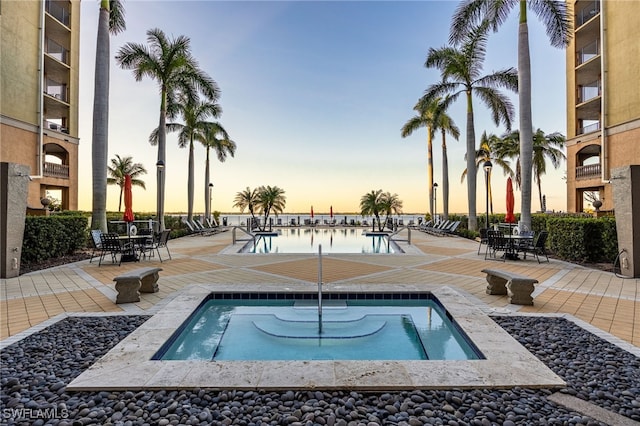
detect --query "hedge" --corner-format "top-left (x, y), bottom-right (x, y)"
top-left (21, 215), bottom-right (88, 264)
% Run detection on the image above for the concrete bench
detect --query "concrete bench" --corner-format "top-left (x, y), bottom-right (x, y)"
top-left (481, 268), bottom-right (538, 305)
top-left (113, 267), bottom-right (162, 304)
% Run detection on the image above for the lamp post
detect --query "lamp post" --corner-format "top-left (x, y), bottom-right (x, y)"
top-left (433, 182), bottom-right (438, 221)
top-left (156, 160), bottom-right (164, 232)
top-left (483, 160), bottom-right (492, 229)
top-left (208, 182), bottom-right (214, 221)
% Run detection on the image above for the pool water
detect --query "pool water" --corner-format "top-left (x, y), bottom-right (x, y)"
top-left (154, 294), bottom-right (483, 361)
top-left (241, 228), bottom-right (400, 253)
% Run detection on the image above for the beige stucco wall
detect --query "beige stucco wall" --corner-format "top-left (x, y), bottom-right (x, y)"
top-left (604, 2), bottom-right (640, 127)
top-left (0, 1), bottom-right (41, 125)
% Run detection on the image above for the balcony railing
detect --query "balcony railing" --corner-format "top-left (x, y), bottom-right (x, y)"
top-left (45, 38), bottom-right (69, 65)
top-left (43, 162), bottom-right (69, 179)
top-left (577, 80), bottom-right (600, 104)
top-left (578, 121), bottom-right (600, 135)
top-left (576, 163), bottom-right (600, 179)
top-left (44, 78), bottom-right (68, 102)
top-left (577, 39), bottom-right (599, 65)
top-left (45, 0), bottom-right (71, 27)
top-left (577, 0), bottom-right (600, 27)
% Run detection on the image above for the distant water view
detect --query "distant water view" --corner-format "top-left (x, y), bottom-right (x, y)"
top-left (196, 213), bottom-right (427, 227)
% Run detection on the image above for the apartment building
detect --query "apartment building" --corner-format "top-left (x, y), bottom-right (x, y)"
top-left (0, 0), bottom-right (80, 210)
top-left (565, 0), bottom-right (640, 213)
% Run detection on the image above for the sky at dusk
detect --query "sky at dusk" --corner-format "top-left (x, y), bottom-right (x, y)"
top-left (77, 0), bottom-right (568, 216)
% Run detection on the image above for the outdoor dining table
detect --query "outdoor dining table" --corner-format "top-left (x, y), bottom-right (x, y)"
top-left (118, 235), bottom-right (149, 262)
top-left (503, 234), bottom-right (534, 260)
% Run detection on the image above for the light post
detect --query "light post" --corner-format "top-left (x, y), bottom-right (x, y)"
top-left (483, 160), bottom-right (492, 229)
top-left (156, 160), bottom-right (165, 232)
top-left (208, 182), bottom-right (214, 221)
top-left (433, 182), bottom-right (438, 221)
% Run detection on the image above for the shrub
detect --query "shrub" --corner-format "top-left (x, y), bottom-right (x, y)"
top-left (21, 215), bottom-right (88, 264)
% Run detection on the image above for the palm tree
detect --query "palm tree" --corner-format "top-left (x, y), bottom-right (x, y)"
top-left (360, 189), bottom-right (384, 232)
top-left (116, 28), bottom-right (219, 231)
top-left (401, 98), bottom-right (439, 218)
top-left (501, 128), bottom-right (566, 211)
top-left (421, 22), bottom-right (517, 231)
top-left (91, 0), bottom-right (125, 232)
top-left (432, 97), bottom-right (460, 220)
top-left (200, 122), bottom-right (235, 221)
top-left (450, 0), bottom-right (572, 230)
top-left (380, 192), bottom-right (404, 231)
top-left (107, 155), bottom-right (147, 211)
top-left (233, 187), bottom-right (259, 229)
top-left (461, 131), bottom-right (514, 215)
top-left (150, 96), bottom-right (221, 223)
top-left (255, 185), bottom-right (287, 231)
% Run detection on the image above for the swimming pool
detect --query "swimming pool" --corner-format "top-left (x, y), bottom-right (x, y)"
top-left (241, 228), bottom-right (401, 253)
top-left (153, 293), bottom-right (483, 361)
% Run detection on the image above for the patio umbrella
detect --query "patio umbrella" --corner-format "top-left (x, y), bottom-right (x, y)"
top-left (505, 177), bottom-right (516, 232)
top-left (311, 206), bottom-right (314, 220)
top-left (123, 174), bottom-right (134, 236)
top-left (330, 206), bottom-right (333, 219)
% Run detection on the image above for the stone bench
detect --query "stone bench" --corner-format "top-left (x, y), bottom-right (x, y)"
top-left (113, 267), bottom-right (162, 304)
top-left (481, 268), bottom-right (538, 306)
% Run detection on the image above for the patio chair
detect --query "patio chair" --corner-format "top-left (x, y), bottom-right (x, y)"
top-left (520, 231), bottom-right (549, 263)
top-left (139, 229), bottom-right (172, 262)
top-left (98, 233), bottom-right (132, 266)
top-left (484, 230), bottom-right (508, 262)
top-left (89, 229), bottom-right (103, 263)
top-left (477, 228), bottom-right (489, 255)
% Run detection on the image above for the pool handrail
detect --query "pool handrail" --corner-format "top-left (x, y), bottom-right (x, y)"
top-left (389, 225), bottom-right (411, 245)
top-left (232, 226), bottom-right (256, 246)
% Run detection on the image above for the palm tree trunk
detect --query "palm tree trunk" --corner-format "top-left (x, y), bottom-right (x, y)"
top-left (441, 129), bottom-right (449, 220)
top-left (427, 129), bottom-right (434, 219)
top-left (518, 3), bottom-right (533, 230)
top-left (187, 138), bottom-right (195, 222)
top-left (204, 147), bottom-right (211, 221)
top-left (157, 88), bottom-right (167, 232)
top-left (466, 91), bottom-right (478, 231)
top-left (90, 5), bottom-right (110, 232)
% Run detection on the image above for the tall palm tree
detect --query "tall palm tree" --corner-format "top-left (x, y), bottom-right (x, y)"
top-left (150, 96), bottom-right (221, 223)
top-left (106, 155), bottom-right (147, 211)
top-left (450, 0), bottom-right (572, 230)
top-left (200, 122), bottom-right (235, 221)
top-left (91, 0), bottom-right (125, 232)
top-left (360, 189), bottom-right (384, 232)
top-left (432, 97), bottom-right (460, 220)
top-left (401, 98), bottom-right (439, 218)
top-left (116, 28), bottom-right (219, 231)
top-left (233, 187), bottom-right (259, 229)
top-left (256, 185), bottom-right (286, 231)
top-left (421, 22), bottom-right (518, 231)
top-left (501, 128), bottom-right (566, 211)
top-left (380, 192), bottom-right (404, 231)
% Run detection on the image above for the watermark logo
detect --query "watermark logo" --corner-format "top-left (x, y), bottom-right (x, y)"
top-left (2, 407), bottom-right (69, 421)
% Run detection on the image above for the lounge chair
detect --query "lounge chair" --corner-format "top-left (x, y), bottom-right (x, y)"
top-left (434, 220), bottom-right (460, 236)
top-left (194, 219), bottom-right (218, 235)
top-left (184, 219), bottom-right (205, 236)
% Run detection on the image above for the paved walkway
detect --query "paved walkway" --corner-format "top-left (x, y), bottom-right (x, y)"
top-left (1, 228), bottom-right (638, 348)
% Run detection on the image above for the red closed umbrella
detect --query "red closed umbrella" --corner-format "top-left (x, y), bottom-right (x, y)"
top-left (311, 206), bottom-right (314, 219)
top-left (505, 177), bottom-right (516, 224)
top-left (123, 174), bottom-right (134, 223)
top-left (330, 205), bottom-right (333, 219)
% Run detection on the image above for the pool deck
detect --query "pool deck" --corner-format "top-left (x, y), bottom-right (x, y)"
top-left (2, 226), bottom-right (638, 352)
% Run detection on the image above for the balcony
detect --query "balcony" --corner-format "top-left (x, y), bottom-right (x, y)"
top-left (45, 0), bottom-right (70, 27)
top-left (577, 80), bottom-right (600, 104)
top-left (44, 78), bottom-right (68, 103)
top-left (577, 40), bottom-right (598, 66)
top-left (576, 163), bottom-right (600, 179)
top-left (43, 162), bottom-right (69, 179)
top-left (576, 0), bottom-right (600, 28)
top-left (45, 38), bottom-right (69, 65)
top-left (578, 121), bottom-right (600, 135)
